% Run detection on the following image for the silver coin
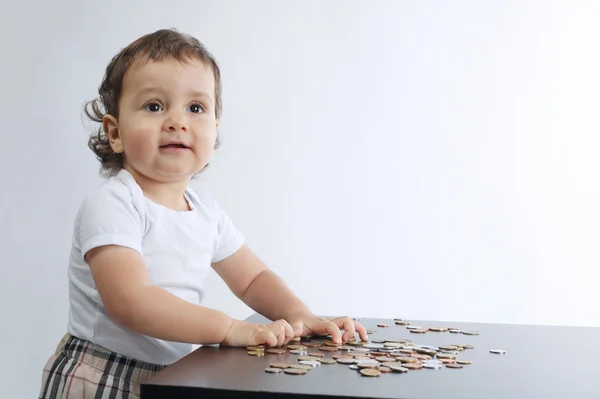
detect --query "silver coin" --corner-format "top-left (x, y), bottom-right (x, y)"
top-left (406, 326), bottom-right (423, 330)
top-left (265, 367), bottom-right (283, 373)
top-left (299, 360), bottom-right (320, 367)
top-left (364, 343), bottom-right (385, 349)
top-left (353, 348), bottom-right (370, 353)
top-left (439, 350), bottom-right (459, 355)
top-left (422, 363), bottom-right (442, 369)
top-left (289, 350), bottom-right (307, 355)
top-left (349, 364), bottom-right (359, 369)
top-left (489, 349), bottom-right (507, 354)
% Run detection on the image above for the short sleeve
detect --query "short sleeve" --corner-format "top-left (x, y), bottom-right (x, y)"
top-left (211, 200), bottom-right (245, 263)
top-left (75, 181), bottom-right (144, 262)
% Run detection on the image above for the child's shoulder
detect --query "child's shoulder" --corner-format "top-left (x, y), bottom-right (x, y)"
top-left (78, 170), bottom-right (145, 216)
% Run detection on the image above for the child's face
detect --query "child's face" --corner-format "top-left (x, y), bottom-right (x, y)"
top-left (105, 57), bottom-right (218, 183)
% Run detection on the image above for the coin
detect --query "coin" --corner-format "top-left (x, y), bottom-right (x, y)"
top-left (377, 323), bottom-right (389, 327)
top-left (287, 345), bottom-right (308, 351)
top-left (456, 360), bottom-right (472, 365)
top-left (265, 367), bottom-right (283, 373)
top-left (409, 329), bottom-right (428, 334)
top-left (490, 349), bottom-right (506, 354)
top-left (308, 352), bottom-right (325, 358)
top-left (339, 345), bottom-right (355, 351)
top-left (289, 364), bottom-right (312, 371)
top-left (318, 346), bottom-right (339, 352)
top-left (318, 358), bottom-right (337, 365)
top-left (247, 351), bottom-right (264, 356)
top-left (366, 330), bottom-right (376, 334)
top-left (284, 368), bottom-right (308, 375)
top-left (349, 364), bottom-right (359, 369)
top-left (357, 362), bottom-right (380, 369)
top-left (376, 357), bottom-right (396, 362)
top-left (266, 348), bottom-right (286, 355)
top-left (387, 363), bottom-right (409, 373)
top-left (439, 346), bottom-right (458, 351)
top-left (402, 363), bottom-right (422, 370)
top-left (379, 366), bottom-right (392, 373)
top-left (270, 363), bottom-right (289, 369)
top-left (406, 326), bottom-right (423, 330)
top-left (464, 345), bottom-right (475, 349)
top-left (395, 321), bottom-right (410, 325)
top-left (396, 357), bottom-right (419, 363)
top-left (440, 358), bottom-right (455, 364)
top-left (372, 339), bottom-right (386, 344)
top-left (446, 364), bottom-right (463, 369)
top-left (323, 341), bottom-right (339, 347)
top-left (299, 360), bottom-right (320, 368)
top-left (461, 331), bottom-right (479, 335)
top-left (333, 354), bottom-right (353, 360)
top-left (288, 350), bottom-right (307, 355)
top-left (298, 355), bottom-right (318, 361)
top-left (436, 353), bottom-right (456, 359)
top-left (410, 354), bottom-right (431, 361)
top-left (303, 342), bottom-right (320, 347)
top-left (247, 345), bottom-right (265, 351)
top-left (428, 327), bottom-right (448, 332)
top-left (449, 329), bottom-right (461, 334)
top-left (422, 362), bottom-right (442, 369)
top-left (360, 369), bottom-right (381, 377)
top-left (336, 358), bottom-right (356, 364)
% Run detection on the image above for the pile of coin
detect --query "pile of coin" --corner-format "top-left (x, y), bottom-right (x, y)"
top-left (243, 318), bottom-right (505, 377)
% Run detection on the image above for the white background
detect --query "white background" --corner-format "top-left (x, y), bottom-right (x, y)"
top-left (2, 1), bottom-right (600, 397)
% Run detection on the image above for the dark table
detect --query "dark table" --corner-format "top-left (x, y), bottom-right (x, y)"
top-left (141, 313), bottom-right (600, 399)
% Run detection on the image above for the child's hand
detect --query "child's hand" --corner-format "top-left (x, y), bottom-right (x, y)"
top-left (289, 314), bottom-right (369, 344)
top-left (220, 319), bottom-right (295, 347)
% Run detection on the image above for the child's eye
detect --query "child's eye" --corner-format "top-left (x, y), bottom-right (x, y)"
top-left (188, 103), bottom-right (204, 114)
top-left (144, 102), bottom-right (163, 112)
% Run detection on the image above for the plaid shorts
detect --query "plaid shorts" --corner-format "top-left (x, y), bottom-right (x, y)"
top-left (38, 333), bottom-right (167, 399)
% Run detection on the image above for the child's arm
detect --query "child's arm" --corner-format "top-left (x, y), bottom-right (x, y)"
top-left (87, 245), bottom-right (292, 346)
top-left (212, 244), bottom-right (311, 321)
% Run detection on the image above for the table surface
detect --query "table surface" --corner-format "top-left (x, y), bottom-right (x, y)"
top-left (141, 313), bottom-right (600, 399)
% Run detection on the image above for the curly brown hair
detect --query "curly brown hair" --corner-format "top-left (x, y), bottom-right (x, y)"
top-left (84, 28), bottom-right (223, 178)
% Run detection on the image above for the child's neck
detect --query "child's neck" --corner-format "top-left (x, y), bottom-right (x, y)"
top-left (125, 167), bottom-right (192, 211)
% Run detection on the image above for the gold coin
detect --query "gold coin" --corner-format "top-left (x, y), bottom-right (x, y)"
top-left (439, 346), bottom-right (458, 351)
top-left (411, 354), bottom-right (431, 361)
top-left (379, 366), bottom-right (392, 373)
top-left (377, 323), bottom-right (389, 328)
top-left (286, 345), bottom-right (308, 351)
top-left (270, 362), bottom-right (289, 369)
top-left (436, 353), bottom-right (456, 359)
top-left (395, 321), bottom-right (410, 326)
top-left (284, 368), bottom-right (308, 375)
top-left (446, 363), bottom-right (463, 369)
top-left (247, 351), bottom-right (264, 356)
top-left (246, 345), bottom-right (265, 351)
top-left (360, 368), bottom-right (381, 377)
top-left (356, 362), bottom-right (379, 369)
top-left (323, 341), bottom-right (339, 347)
top-left (318, 358), bottom-right (337, 364)
top-left (303, 342), bottom-right (320, 347)
top-left (397, 357), bottom-right (419, 363)
top-left (288, 364), bottom-right (312, 371)
top-left (457, 360), bottom-right (472, 365)
top-left (385, 339), bottom-right (407, 344)
top-left (333, 354), bottom-right (353, 360)
top-left (291, 337), bottom-right (301, 342)
top-left (376, 357), bottom-right (396, 362)
top-left (382, 362), bottom-right (399, 368)
top-left (402, 363), bottom-right (422, 370)
top-left (265, 367), bottom-right (283, 373)
top-left (428, 327), bottom-right (448, 332)
top-left (336, 358), bottom-right (356, 364)
top-left (440, 358), bottom-right (455, 364)
top-left (318, 346), bottom-right (338, 352)
top-left (298, 355), bottom-right (318, 361)
top-left (308, 352), bottom-right (325, 358)
top-left (409, 329), bottom-right (428, 334)
top-left (266, 348), bottom-right (286, 355)
top-left (366, 330), bottom-right (376, 334)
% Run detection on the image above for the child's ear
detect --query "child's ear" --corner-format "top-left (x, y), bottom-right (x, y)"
top-left (103, 114), bottom-right (123, 153)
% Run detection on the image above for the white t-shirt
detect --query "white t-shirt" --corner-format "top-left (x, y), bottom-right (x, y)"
top-left (66, 169), bottom-right (245, 365)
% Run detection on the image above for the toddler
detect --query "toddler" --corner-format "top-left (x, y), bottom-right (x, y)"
top-left (38, 28), bottom-right (366, 399)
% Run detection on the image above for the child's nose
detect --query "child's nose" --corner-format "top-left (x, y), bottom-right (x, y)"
top-left (164, 114), bottom-right (188, 132)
